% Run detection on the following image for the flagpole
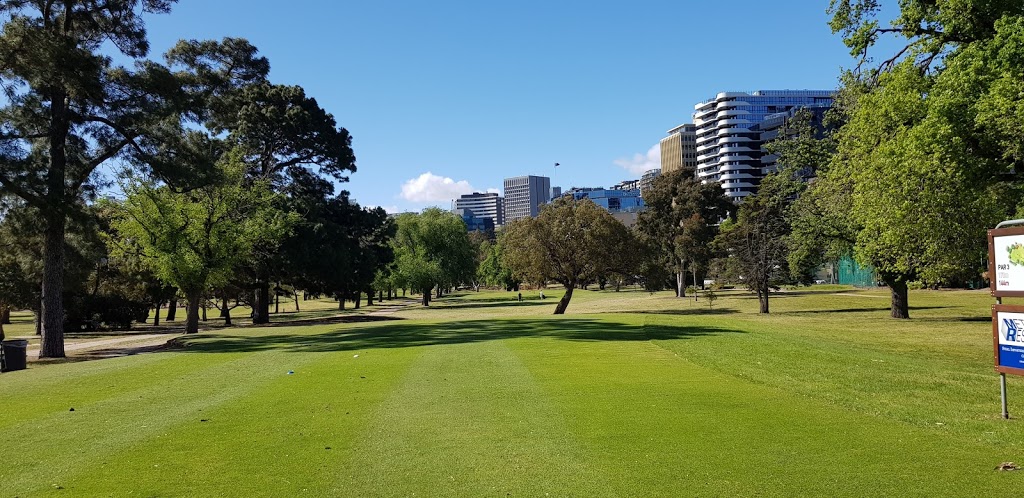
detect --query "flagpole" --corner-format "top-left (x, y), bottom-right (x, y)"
top-left (553, 162), bottom-right (560, 198)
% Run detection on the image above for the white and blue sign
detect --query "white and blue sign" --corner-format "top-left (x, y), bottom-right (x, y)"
top-left (996, 311), bottom-right (1024, 370)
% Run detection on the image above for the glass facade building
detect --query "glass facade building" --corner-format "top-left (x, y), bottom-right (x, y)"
top-left (693, 90), bottom-right (833, 201)
top-left (564, 187), bottom-right (645, 214)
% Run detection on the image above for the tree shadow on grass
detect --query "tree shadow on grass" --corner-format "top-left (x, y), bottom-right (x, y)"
top-left (629, 308), bottom-right (739, 316)
top-left (427, 301), bottom-right (552, 310)
top-left (441, 295), bottom-right (551, 304)
top-left (174, 318), bottom-right (744, 354)
top-left (777, 305), bottom-right (947, 315)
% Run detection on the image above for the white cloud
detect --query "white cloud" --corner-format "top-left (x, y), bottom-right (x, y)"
top-left (400, 172), bottom-right (478, 203)
top-left (485, 187), bottom-right (501, 194)
top-left (367, 204), bottom-right (401, 214)
top-left (614, 144), bottom-right (661, 176)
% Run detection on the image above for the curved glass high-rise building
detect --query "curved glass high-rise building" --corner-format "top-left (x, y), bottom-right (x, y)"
top-left (693, 90), bottom-right (833, 201)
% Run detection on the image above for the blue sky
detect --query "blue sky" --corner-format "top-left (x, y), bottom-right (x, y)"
top-left (142, 0), bottom-right (861, 213)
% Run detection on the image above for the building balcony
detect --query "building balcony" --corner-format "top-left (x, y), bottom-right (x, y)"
top-left (715, 119), bottom-right (752, 129)
top-left (716, 127), bottom-right (757, 137)
top-left (719, 146), bottom-right (756, 154)
top-left (720, 180), bottom-right (757, 189)
top-left (719, 172), bottom-right (759, 181)
top-left (716, 154), bottom-right (753, 163)
top-left (716, 100), bottom-right (750, 110)
top-left (716, 109), bottom-right (750, 119)
top-left (694, 107), bottom-right (717, 119)
top-left (718, 135), bottom-right (754, 144)
top-left (719, 163), bottom-right (759, 174)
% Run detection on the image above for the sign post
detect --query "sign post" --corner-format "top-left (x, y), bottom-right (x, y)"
top-left (987, 219), bottom-right (1024, 419)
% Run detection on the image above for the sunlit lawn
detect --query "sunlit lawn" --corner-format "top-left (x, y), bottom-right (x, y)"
top-left (2, 285), bottom-right (1023, 496)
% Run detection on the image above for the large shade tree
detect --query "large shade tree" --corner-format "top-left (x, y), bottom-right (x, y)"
top-left (114, 152), bottom-right (292, 334)
top-left (636, 169), bottom-right (731, 298)
top-left (0, 1), bottom-right (184, 357)
top-left (502, 197), bottom-right (636, 314)
top-left (821, 0), bottom-right (1024, 318)
top-left (392, 209), bottom-right (474, 306)
top-left (0, 4), bottom-right (271, 356)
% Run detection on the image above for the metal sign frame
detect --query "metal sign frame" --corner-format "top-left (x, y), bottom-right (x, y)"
top-left (987, 226), bottom-right (1024, 297)
top-left (992, 304), bottom-right (1024, 377)
top-left (989, 219), bottom-right (1024, 419)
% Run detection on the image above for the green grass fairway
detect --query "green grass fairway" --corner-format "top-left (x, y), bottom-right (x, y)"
top-left (2, 287), bottom-right (1024, 496)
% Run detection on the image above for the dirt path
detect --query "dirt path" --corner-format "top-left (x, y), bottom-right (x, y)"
top-left (26, 334), bottom-right (178, 359)
top-left (368, 298), bottom-right (417, 316)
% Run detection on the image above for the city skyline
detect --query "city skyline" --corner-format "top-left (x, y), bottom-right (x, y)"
top-left (133, 1), bottom-right (868, 213)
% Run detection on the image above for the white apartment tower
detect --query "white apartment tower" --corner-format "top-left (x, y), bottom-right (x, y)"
top-left (693, 90), bottom-right (833, 201)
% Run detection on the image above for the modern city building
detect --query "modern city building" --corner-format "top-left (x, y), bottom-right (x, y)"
top-left (639, 169), bottom-right (661, 196)
top-left (659, 123), bottom-right (697, 175)
top-left (454, 208), bottom-right (496, 233)
top-left (503, 175), bottom-right (551, 222)
top-left (551, 186), bottom-right (562, 199)
top-left (453, 192), bottom-right (503, 227)
top-left (611, 179), bottom-right (640, 191)
top-left (757, 105), bottom-right (831, 179)
top-left (564, 187), bottom-right (645, 214)
top-left (693, 90), bottom-right (833, 201)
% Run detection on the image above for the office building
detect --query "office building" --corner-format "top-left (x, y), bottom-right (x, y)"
top-left (611, 179), bottom-right (640, 191)
top-left (693, 90), bottom-right (833, 201)
top-left (454, 208), bottom-right (496, 233)
top-left (660, 123), bottom-right (697, 175)
top-left (639, 169), bottom-right (661, 196)
top-left (565, 187), bottom-right (645, 214)
top-left (503, 175), bottom-right (551, 222)
top-left (454, 192), bottom-right (503, 227)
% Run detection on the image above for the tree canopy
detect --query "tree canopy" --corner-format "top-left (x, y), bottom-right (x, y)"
top-left (502, 197), bottom-right (636, 314)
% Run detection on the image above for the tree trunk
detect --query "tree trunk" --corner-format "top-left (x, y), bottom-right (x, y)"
top-left (1, 305), bottom-right (10, 325)
top-left (201, 302), bottom-right (207, 322)
top-left (554, 285), bottom-right (575, 315)
top-left (274, 284), bottom-right (280, 314)
top-left (886, 276), bottom-right (910, 319)
top-left (353, 292), bottom-right (360, 309)
top-left (366, 288), bottom-right (374, 306)
top-left (223, 295), bottom-right (232, 326)
top-left (185, 291), bottom-right (201, 334)
top-left (294, 291), bottom-right (299, 312)
top-left (40, 208), bottom-right (66, 358)
top-left (153, 300), bottom-right (162, 326)
top-left (166, 298), bottom-right (178, 321)
top-left (436, 287), bottom-right (442, 299)
top-left (338, 293), bottom-right (346, 311)
top-left (253, 280), bottom-right (270, 324)
top-left (422, 288), bottom-right (431, 307)
top-left (34, 304), bottom-right (41, 336)
top-left (692, 263), bottom-right (700, 298)
top-left (40, 88), bottom-right (69, 359)
top-left (757, 284), bottom-right (770, 314)
top-left (676, 270), bottom-right (686, 298)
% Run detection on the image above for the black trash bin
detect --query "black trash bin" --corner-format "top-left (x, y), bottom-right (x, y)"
top-left (1, 339), bottom-right (28, 372)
